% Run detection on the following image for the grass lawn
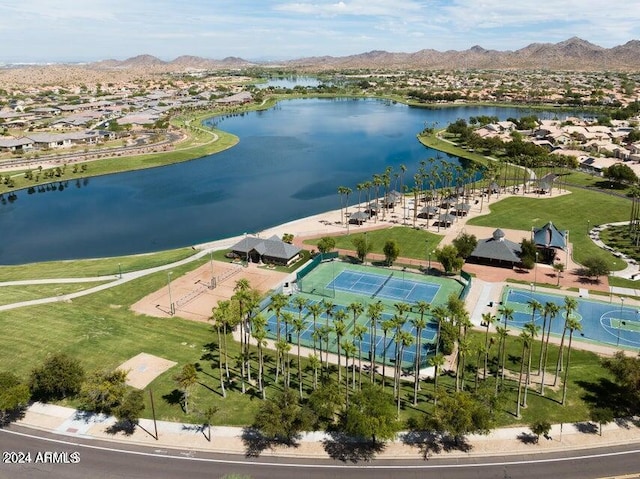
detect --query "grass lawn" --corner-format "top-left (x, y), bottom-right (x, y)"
top-left (303, 226), bottom-right (443, 261)
top-left (467, 186), bottom-right (631, 270)
top-left (0, 248), bottom-right (197, 281)
top-left (0, 282), bottom-right (108, 306)
top-left (598, 224), bottom-right (640, 263)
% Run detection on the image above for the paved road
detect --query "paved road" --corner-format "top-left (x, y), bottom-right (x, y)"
top-left (1, 425), bottom-right (639, 479)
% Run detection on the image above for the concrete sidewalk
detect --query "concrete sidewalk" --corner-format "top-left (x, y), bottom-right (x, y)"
top-left (15, 402), bottom-right (640, 460)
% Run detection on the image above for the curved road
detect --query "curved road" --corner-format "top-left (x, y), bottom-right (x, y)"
top-left (1, 425), bottom-right (639, 479)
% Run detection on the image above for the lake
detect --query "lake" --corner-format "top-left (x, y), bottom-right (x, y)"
top-left (0, 98), bottom-right (567, 264)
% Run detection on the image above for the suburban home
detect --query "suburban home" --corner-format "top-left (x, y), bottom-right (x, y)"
top-left (467, 229), bottom-right (522, 268)
top-left (230, 235), bottom-right (301, 266)
top-left (25, 132), bottom-right (72, 149)
top-left (0, 137), bottom-right (34, 152)
top-left (215, 91), bottom-right (253, 106)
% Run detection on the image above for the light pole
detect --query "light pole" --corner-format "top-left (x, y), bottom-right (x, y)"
top-left (533, 251), bottom-right (539, 291)
top-left (616, 298), bottom-right (625, 347)
top-left (530, 282), bottom-right (534, 295)
top-left (209, 250), bottom-right (214, 289)
top-left (244, 232), bottom-right (249, 266)
top-left (118, 262), bottom-right (122, 279)
top-left (587, 219), bottom-right (590, 234)
top-left (167, 271), bottom-right (174, 316)
top-left (364, 232), bottom-right (368, 265)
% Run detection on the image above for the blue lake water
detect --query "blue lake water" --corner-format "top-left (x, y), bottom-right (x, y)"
top-left (0, 98), bottom-right (568, 264)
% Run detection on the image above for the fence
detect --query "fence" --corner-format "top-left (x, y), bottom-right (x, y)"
top-left (459, 270), bottom-right (472, 300)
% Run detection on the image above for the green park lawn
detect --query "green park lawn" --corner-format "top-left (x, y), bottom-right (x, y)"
top-left (467, 186), bottom-right (631, 270)
top-left (0, 282), bottom-right (108, 306)
top-left (303, 226), bottom-right (443, 262)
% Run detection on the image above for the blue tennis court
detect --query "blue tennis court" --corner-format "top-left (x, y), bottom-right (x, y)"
top-left (503, 287), bottom-right (640, 349)
top-left (327, 270), bottom-right (440, 303)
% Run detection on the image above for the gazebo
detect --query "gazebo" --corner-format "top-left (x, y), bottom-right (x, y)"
top-left (436, 213), bottom-right (456, 228)
top-left (418, 205), bottom-right (439, 219)
top-left (533, 221), bottom-right (567, 263)
top-left (453, 203), bottom-right (471, 216)
top-left (468, 229), bottom-right (522, 268)
top-left (349, 211), bottom-right (369, 225)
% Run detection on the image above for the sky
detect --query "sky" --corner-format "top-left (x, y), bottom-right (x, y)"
top-left (2, 0), bottom-right (640, 63)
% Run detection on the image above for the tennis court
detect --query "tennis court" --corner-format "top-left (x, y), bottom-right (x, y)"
top-left (327, 270), bottom-right (440, 303)
top-left (260, 260), bottom-right (462, 369)
top-left (502, 287), bottom-right (640, 349)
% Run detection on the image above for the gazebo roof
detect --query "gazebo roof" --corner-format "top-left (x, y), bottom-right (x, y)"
top-left (470, 232), bottom-right (522, 263)
top-left (533, 221), bottom-right (567, 250)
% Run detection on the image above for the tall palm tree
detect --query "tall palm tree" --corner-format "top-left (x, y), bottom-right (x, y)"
top-left (367, 302), bottom-right (384, 382)
top-left (342, 340), bottom-right (357, 408)
top-left (495, 326), bottom-right (509, 396)
top-left (411, 302), bottom-right (430, 405)
top-left (251, 314), bottom-right (268, 400)
top-left (275, 338), bottom-right (291, 389)
top-left (396, 331), bottom-right (414, 417)
top-left (307, 302), bottom-right (323, 354)
top-left (292, 316), bottom-right (306, 399)
top-left (516, 330), bottom-right (532, 418)
top-left (333, 312), bottom-right (348, 384)
top-left (429, 353), bottom-right (445, 406)
top-left (319, 325), bottom-right (332, 375)
top-left (561, 318), bottom-right (583, 405)
top-left (381, 319), bottom-right (394, 388)
top-left (481, 312), bottom-right (497, 380)
top-left (321, 299), bottom-right (334, 328)
top-left (211, 302), bottom-right (229, 397)
top-left (431, 305), bottom-right (449, 358)
top-left (540, 302), bottom-right (559, 396)
top-left (347, 301), bottom-right (364, 334)
top-left (353, 324), bottom-right (367, 390)
top-left (522, 322), bottom-right (539, 408)
top-left (497, 305), bottom-right (514, 383)
top-left (268, 292), bottom-right (288, 342)
top-left (308, 353), bottom-right (321, 391)
top-left (391, 312), bottom-right (407, 397)
top-left (457, 337), bottom-right (470, 392)
top-left (554, 297), bottom-right (578, 385)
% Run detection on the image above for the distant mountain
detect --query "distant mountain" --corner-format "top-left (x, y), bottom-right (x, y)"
top-left (88, 38), bottom-right (640, 72)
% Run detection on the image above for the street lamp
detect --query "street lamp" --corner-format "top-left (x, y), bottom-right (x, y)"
top-left (428, 248), bottom-right (433, 272)
top-left (118, 262), bottom-right (122, 279)
top-left (533, 251), bottom-right (539, 291)
top-left (167, 271), bottom-right (174, 316)
top-left (530, 282), bottom-right (534, 294)
top-left (244, 232), bottom-right (249, 266)
top-left (617, 297), bottom-right (625, 347)
top-left (209, 250), bottom-right (214, 289)
top-left (587, 219), bottom-right (590, 234)
top-left (364, 232), bottom-right (368, 264)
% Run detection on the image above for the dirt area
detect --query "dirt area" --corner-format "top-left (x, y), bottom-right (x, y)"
top-left (117, 353), bottom-right (177, 389)
top-left (130, 260), bottom-right (288, 322)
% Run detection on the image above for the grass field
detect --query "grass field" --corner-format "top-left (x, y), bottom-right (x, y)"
top-left (303, 226), bottom-right (443, 261)
top-left (467, 186), bottom-right (630, 269)
top-left (0, 282), bottom-right (108, 306)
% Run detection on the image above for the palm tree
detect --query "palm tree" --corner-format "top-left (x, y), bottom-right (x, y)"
top-left (276, 338), bottom-right (291, 389)
top-left (522, 322), bottom-right (539, 408)
top-left (561, 318), bottom-right (583, 405)
top-left (353, 324), bottom-right (367, 390)
top-left (307, 302), bottom-right (323, 354)
top-left (211, 302), bottom-right (230, 396)
top-left (342, 340), bottom-right (357, 408)
top-left (280, 311), bottom-right (295, 382)
top-left (269, 292), bottom-right (288, 342)
top-left (396, 331), bottom-right (414, 417)
top-left (308, 353), bottom-right (321, 391)
top-left (174, 364), bottom-right (198, 414)
top-left (431, 305), bottom-right (449, 357)
top-left (554, 297), bottom-right (578, 385)
top-left (527, 299), bottom-right (542, 327)
top-left (391, 313), bottom-right (407, 397)
top-left (497, 305), bottom-right (514, 383)
top-left (381, 319), bottom-right (393, 388)
top-left (516, 330), bottom-right (532, 418)
top-left (292, 316), bottom-right (306, 399)
top-left (232, 280), bottom-right (252, 394)
top-left (321, 299), bottom-right (334, 328)
top-left (481, 312), bottom-right (497, 379)
top-left (457, 337), bottom-right (470, 392)
top-left (429, 353), bottom-right (445, 406)
top-left (333, 312), bottom-right (348, 383)
top-left (411, 302), bottom-right (430, 405)
top-left (540, 302), bottom-right (559, 396)
top-left (367, 302), bottom-right (384, 382)
top-left (251, 315), bottom-right (268, 400)
top-left (347, 301), bottom-right (364, 334)
top-left (337, 186), bottom-right (348, 225)
top-left (319, 325), bottom-right (332, 375)
top-left (495, 326), bottom-right (508, 396)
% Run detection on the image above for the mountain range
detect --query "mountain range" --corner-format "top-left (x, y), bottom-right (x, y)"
top-left (91, 38), bottom-right (640, 71)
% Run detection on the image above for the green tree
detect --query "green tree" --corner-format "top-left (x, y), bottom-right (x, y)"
top-left (114, 389), bottom-right (145, 430)
top-left (80, 369), bottom-right (128, 414)
top-left (429, 353), bottom-right (446, 405)
top-left (308, 379), bottom-right (341, 426)
top-left (254, 388), bottom-right (315, 444)
top-left (435, 245), bottom-right (464, 274)
top-left (29, 352), bottom-right (85, 401)
top-left (603, 163), bottom-right (638, 185)
top-left (452, 232), bottom-right (477, 259)
top-left (530, 420), bottom-right (551, 443)
top-left (343, 383), bottom-right (399, 444)
top-left (602, 351), bottom-right (640, 410)
top-left (174, 364), bottom-right (198, 414)
top-left (582, 257), bottom-right (610, 283)
top-left (0, 372), bottom-right (30, 423)
top-left (427, 391), bottom-right (493, 446)
top-left (382, 239), bottom-right (400, 266)
top-left (201, 405), bottom-right (219, 442)
top-left (589, 407), bottom-right (615, 436)
top-left (519, 239), bottom-right (537, 269)
top-left (352, 236), bottom-right (373, 263)
top-left (316, 236), bottom-right (336, 254)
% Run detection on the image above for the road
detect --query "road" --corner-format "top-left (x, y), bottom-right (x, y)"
top-left (1, 425), bottom-right (639, 479)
